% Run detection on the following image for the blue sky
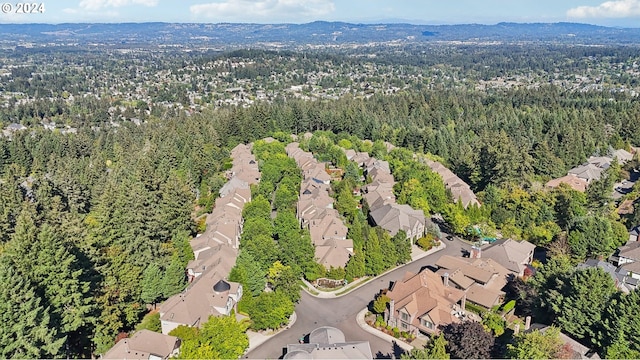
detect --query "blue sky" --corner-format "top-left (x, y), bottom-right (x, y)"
top-left (1, 0), bottom-right (639, 27)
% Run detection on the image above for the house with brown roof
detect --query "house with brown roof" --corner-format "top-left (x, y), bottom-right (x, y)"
top-left (369, 203), bottom-right (426, 241)
top-left (187, 244), bottom-right (237, 281)
top-left (568, 163), bottom-right (605, 183)
top-left (309, 215), bottom-right (348, 245)
top-left (545, 174), bottom-right (589, 192)
top-left (434, 255), bottom-right (510, 308)
top-left (160, 275), bottom-right (242, 335)
top-left (480, 239), bottom-right (536, 277)
top-left (304, 163), bottom-right (331, 185)
top-left (364, 158), bottom-right (391, 175)
top-left (314, 238), bottom-right (354, 270)
top-left (423, 158), bottom-right (479, 208)
top-left (366, 167), bottom-right (395, 184)
top-left (614, 241), bottom-right (640, 266)
top-left (102, 330), bottom-right (180, 360)
top-left (219, 176), bottom-right (250, 198)
top-left (351, 152), bottom-right (371, 167)
top-left (385, 269), bottom-right (466, 337)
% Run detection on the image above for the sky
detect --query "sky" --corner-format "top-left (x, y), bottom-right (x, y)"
top-left (0, 0), bottom-right (639, 27)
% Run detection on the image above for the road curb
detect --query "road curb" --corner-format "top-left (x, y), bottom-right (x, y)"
top-left (356, 308), bottom-right (414, 352)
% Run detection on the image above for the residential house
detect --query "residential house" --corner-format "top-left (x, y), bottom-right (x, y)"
top-left (344, 149), bottom-right (357, 161)
top-left (351, 152), bottom-right (371, 167)
top-left (545, 174), bottom-right (589, 192)
top-left (187, 244), bottom-right (237, 281)
top-left (369, 203), bottom-right (426, 241)
top-left (309, 215), bottom-right (348, 245)
top-left (102, 330), bottom-right (181, 360)
top-left (480, 239), bottom-right (536, 277)
top-left (587, 156), bottom-right (613, 169)
top-left (424, 158), bottom-right (479, 208)
top-left (314, 238), bottom-right (354, 270)
top-left (613, 241), bottom-right (640, 266)
top-left (385, 269), bottom-right (466, 337)
top-left (611, 148), bottom-right (634, 164)
top-left (568, 163), bottom-right (605, 183)
top-left (284, 326), bottom-right (372, 359)
top-left (366, 167), bottom-right (395, 184)
top-left (364, 158), bottom-right (391, 175)
top-left (160, 275), bottom-right (242, 335)
top-left (304, 163), bottom-right (331, 185)
top-left (219, 176), bottom-right (249, 198)
top-left (434, 255), bottom-right (510, 309)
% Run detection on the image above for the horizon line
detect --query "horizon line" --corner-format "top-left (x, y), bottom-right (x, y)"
top-left (0, 20), bottom-right (638, 29)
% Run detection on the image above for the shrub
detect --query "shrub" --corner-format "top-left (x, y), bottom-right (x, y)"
top-left (502, 300), bottom-right (516, 314)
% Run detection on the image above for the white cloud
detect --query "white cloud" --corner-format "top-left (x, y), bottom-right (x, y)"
top-left (190, 0), bottom-right (335, 22)
top-left (78, 0), bottom-right (159, 11)
top-left (567, 0), bottom-right (640, 18)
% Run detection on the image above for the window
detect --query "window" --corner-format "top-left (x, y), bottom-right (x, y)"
top-left (421, 319), bottom-right (433, 329)
top-left (401, 312), bottom-right (409, 321)
top-left (401, 322), bottom-right (408, 330)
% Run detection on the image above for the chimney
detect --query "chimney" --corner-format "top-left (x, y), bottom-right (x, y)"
top-left (388, 299), bottom-right (395, 325)
top-left (525, 316), bottom-right (531, 330)
top-left (471, 245), bottom-right (481, 259)
top-left (443, 272), bottom-right (450, 287)
top-left (514, 323), bottom-right (520, 335)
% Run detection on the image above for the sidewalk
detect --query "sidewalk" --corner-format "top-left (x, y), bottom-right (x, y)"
top-left (356, 308), bottom-right (414, 352)
top-left (300, 241), bottom-right (447, 299)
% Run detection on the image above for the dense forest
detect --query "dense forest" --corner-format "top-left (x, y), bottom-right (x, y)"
top-left (0, 43), bottom-right (640, 358)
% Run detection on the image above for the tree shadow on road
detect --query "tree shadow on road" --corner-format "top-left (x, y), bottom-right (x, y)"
top-left (373, 340), bottom-right (407, 359)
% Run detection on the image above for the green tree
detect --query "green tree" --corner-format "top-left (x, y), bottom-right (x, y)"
top-left (402, 333), bottom-right (450, 359)
top-left (599, 289), bottom-right (640, 356)
top-left (242, 195), bottom-right (272, 220)
top-left (482, 312), bottom-right (506, 337)
top-left (229, 251), bottom-right (266, 297)
top-left (162, 255), bottom-right (186, 298)
top-left (364, 229), bottom-right (384, 276)
top-left (247, 291), bottom-right (294, 331)
top-left (141, 263), bottom-right (164, 305)
top-left (372, 294), bottom-right (390, 314)
top-left (392, 230), bottom-right (412, 265)
top-left (555, 267), bottom-right (617, 343)
top-left (135, 312), bottom-right (161, 333)
top-left (506, 326), bottom-right (566, 359)
top-left (175, 316), bottom-right (249, 359)
top-left (267, 261), bottom-right (301, 303)
top-left (0, 259), bottom-right (65, 359)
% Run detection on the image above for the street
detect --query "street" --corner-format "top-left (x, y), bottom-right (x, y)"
top-left (245, 237), bottom-right (471, 359)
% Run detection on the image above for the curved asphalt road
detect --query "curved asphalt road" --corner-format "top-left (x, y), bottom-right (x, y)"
top-left (245, 237), bottom-right (471, 359)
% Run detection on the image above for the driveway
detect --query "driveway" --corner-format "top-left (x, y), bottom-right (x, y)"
top-left (245, 236), bottom-right (471, 359)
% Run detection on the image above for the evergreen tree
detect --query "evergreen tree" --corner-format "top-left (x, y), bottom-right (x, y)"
top-left (402, 334), bottom-right (450, 359)
top-left (392, 230), bottom-right (412, 265)
top-left (162, 255), bottom-right (186, 298)
top-left (378, 229), bottom-right (397, 270)
top-left (0, 259), bottom-right (65, 359)
top-left (364, 229), bottom-right (384, 275)
top-left (555, 267), bottom-right (617, 344)
top-left (141, 262), bottom-right (164, 305)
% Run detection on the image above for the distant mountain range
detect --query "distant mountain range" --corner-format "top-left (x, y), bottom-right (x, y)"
top-left (1, 21), bottom-right (639, 47)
